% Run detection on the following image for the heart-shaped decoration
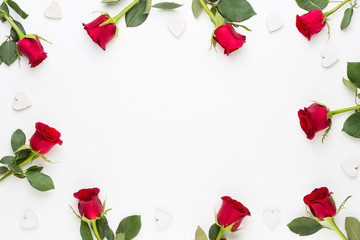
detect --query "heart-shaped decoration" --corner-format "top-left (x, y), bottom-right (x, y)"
top-left (13, 92), bottom-right (32, 111)
top-left (321, 49), bottom-right (338, 68)
top-left (263, 210), bottom-right (280, 229)
top-left (154, 210), bottom-right (172, 230)
top-left (341, 159), bottom-right (359, 178)
top-left (44, 1), bottom-right (62, 19)
top-left (168, 20), bottom-right (186, 38)
top-left (20, 210), bottom-right (39, 229)
top-left (266, 15), bottom-right (284, 32)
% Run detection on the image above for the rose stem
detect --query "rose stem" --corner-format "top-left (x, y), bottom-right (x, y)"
top-left (0, 151), bottom-right (37, 182)
top-left (215, 227), bottom-right (225, 240)
top-left (0, 10), bottom-right (25, 39)
top-left (112, 0), bottom-right (140, 23)
top-left (329, 105), bottom-right (360, 117)
top-left (324, 0), bottom-right (351, 17)
top-left (325, 218), bottom-right (347, 240)
top-left (90, 220), bottom-right (102, 240)
top-left (198, 0), bottom-right (216, 25)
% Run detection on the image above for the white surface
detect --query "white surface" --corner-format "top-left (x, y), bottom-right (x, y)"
top-left (154, 210), bottom-right (173, 230)
top-left (1, 0), bottom-right (360, 240)
top-left (263, 210), bottom-right (280, 230)
top-left (20, 210), bottom-right (39, 229)
top-left (168, 19), bottom-right (186, 38)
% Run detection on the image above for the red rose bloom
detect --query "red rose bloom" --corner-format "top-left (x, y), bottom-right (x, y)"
top-left (304, 187), bottom-right (336, 220)
top-left (30, 122), bottom-right (62, 154)
top-left (298, 103), bottom-right (331, 140)
top-left (296, 10), bottom-right (326, 40)
top-left (213, 23), bottom-right (246, 56)
top-left (217, 196), bottom-right (251, 231)
top-left (17, 37), bottom-right (47, 68)
top-left (74, 188), bottom-right (103, 220)
top-left (83, 15), bottom-right (117, 50)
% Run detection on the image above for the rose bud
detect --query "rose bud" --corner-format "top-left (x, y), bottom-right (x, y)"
top-left (303, 187), bottom-right (336, 220)
top-left (217, 196), bottom-right (251, 231)
top-left (17, 37), bottom-right (47, 68)
top-left (83, 14), bottom-right (117, 50)
top-left (73, 188), bottom-right (104, 220)
top-left (298, 103), bottom-right (331, 140)
top-left (296, 10), bottom-right (326, 41)
top-left (213, 23), bottom-right (246, 56)
top-left (30, 122), bottom-right (63, 154)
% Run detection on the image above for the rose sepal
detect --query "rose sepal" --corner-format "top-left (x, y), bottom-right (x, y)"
top-left (335, 195), bottom-right (352, 216)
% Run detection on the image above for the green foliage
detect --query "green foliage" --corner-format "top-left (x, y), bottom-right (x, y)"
top-left (0, 40), bottom-right (18, 66)
top-left (343, 112), bottom-right (360, 138)
top-left (195, 226), bottom-right (207, 240)
top-left (116, 215), bottom-right (141, 240)
top-left (152, 2), bottom-right (183, 9)
top-left (11, 129), bottom-right (26, 152)
top-left (217, 0), bottom-right (256, 22)
top-left (287, 217), bottom-right (323, 236)
top-left (97, 217), bottom-right (115, 240)
top-left (209, 224), bottom-right (222, 240)
top-left (192, 0), bottom-right (202, 18)
top-left (25, 165), bottom-right (43, 174)
top-left (343, 78), bottom-right (358, 94)
top-left (26, 171), bottom-right (55, 191)
top-left (0, 166), bottom-right (9, 174)
top-left (0, 156), bottom-right (16, 164)
top-left (341, 8), bottom-right (353, 30)
top-left (6, 0), bottom-right (28, 19)
top-left (8, 163), bottom-right (23, 174)
top-left (80, 221), bottom-right (94, 240)
top-left (0, 2), bottom-right (9, 22)
top-left (125, 0), bottom-right (149, 27)
top-left (10, 20), bottom-right (26, 42)
top-left (345, 217), bottom-right (360, 240)
top-left (295, 0), bottom-right (329, 11)
top-left (347, 62), bottom-right (360, 88)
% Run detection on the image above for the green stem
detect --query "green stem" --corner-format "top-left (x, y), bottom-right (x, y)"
top-left (215, 227), bottom-right (225, 240)
top-left (90, 220), bottom-right (102, 240)
top-left (113, 0), bottom-right (140, 23)
top-left (0, 151), bottom-right (36, 182)
top-left (325, 218), bottom-right (347, 240)
top-left (329, 105), bottom-right (360, 116)
top-left (1, 11), bottom-right (25, 39)
top-left (198, 0), bottom-right (216, 24)
top-left (324, 0), bottom-right (351, 17)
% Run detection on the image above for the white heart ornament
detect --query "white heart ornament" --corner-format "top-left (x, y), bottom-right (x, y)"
top-left (341, 159), bottom-right (359, 178)
top-left (13, 92), bottom-right (32, 111)
top-left (321, 49), bottom-right (338, 68)
top-left (266, 15), bottom-right (284, 32)
top-left (154, 210), bottom-right (172, 230)
top-left (263, 210), bottom-right (280, 229)
top-left (168, 20), bottom-right (186, 38)
top-left (20, 210), bottom-right (39, 229)
top-left (44, 1), bottom-right (62, 19)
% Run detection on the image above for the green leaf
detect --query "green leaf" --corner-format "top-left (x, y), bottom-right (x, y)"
top-left (0, 166), bottom-right (9, 174)
top-left (287, 217), bottom-right (323, 236)
top-left (11, 129), bottom-right (26, 152)
top-left (114, 233), bottom-right (125, 240)
top-left (217, 0), bottom-right (256, 22)
top-left (116, 215), bottom-right (141, 240)
top-left (195, 226), bottom-right (207, 240)
top-left (26, 171), bottom-right (55, 191)
top-left (125, 0), bottom-right (149, 27)
top-left (348, 62), bottom-right (360, 89)
top-left (152, 2), bottom-right (183, 9)
top-left (80, 221), bottom-right (94, 240)
top-left (16, 150), bottom-right (31, 165)
top-left (343, 112), bottom-right (360, 138)
top-left (25, 165), bottom-right (43, 174)
top-left (0, 11), bottom-right (4, 19)
top-left (101, 0), bottom-right (120, 3)
top-left (10, 20), bottom-right (26, 42)
top-left (345, 217), bottom-right (360, 240)
top-left (6, 0), bottom-right (28, 19)
top-left (0, 156), bottom-right (16, 164)
top-left (209, 224), bottom-right (222, 240)
top-left (143, 0), bottom-right (152, 14)
top-left (0, 2), bottom-right (9, 22)
top-left (343, 78), bottom-right (358, 94)
top-left (97, 217), bottom-right (115, 240)
top-left (0, 40), bottom-right (17, 66)
top-left (8, 163), bottom-right (23, 174)
top-left (192, 0), bottom-right (202, 18)
top-left (341, 8), bottom-right (353, 30)
top-left (295, 0), bottom-right (329, 11)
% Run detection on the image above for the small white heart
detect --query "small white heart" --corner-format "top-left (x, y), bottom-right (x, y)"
top-left (20, 210), bottom-right (39, 229)
top-left (266, 15), bottom-right (284, 32)
top-left (168, 20), bottom-right (186, 38)
top-left (341, 159), bottom-right (359, 178)
top-left (13, 92), bottom-right (32, 111)
top-left (154, 210), bottom-right (172, 230)
top-left (263, 210), bottom-right (280, 229)
top-left (321, 49), bottom-right (338, 68)
top-left (44, 1), bottom-right (62, 19)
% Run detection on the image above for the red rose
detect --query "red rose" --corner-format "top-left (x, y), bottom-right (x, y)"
top-left (17, 37), bottom-right (47, 68)
top-left (73, 188), bottom-right (103, 220)
top-left (213, 24), bottom-right (246, 56)
top-left (30, 122), bottom-right (62, 154)
top-left (217, 196), bottom-right (251, 231)
top-left (298, 103), bottom-right (331, 140)
top-left (303, 187), bottom-right (336, 220)
top-left (296, 10), bottom-right (326, 40)
top-left (83, 15), bottom-right (117, 50)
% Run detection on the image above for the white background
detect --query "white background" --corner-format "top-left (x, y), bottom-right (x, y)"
top-left (1, 0), bottom-right (360, 239)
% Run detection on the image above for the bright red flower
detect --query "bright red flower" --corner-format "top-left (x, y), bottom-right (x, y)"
top-left (213, 23), bottom-right (246, 55)
top-left (17, 37), bottom-right (47, 67)
top-left (30, 122), bottom-right (62, 154)
top-left (304, 187), bottom-right (336, 220)
top-left (217, 196), bottom-right (251, 231)
top-left (296, 10), bottom-right (326, 40)
top-left (298, 103), bottom-right (331, 140)
top-left (73, 188), bottom-right (103, 220)
top-left (83, 15), bottom-right (117, 50)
